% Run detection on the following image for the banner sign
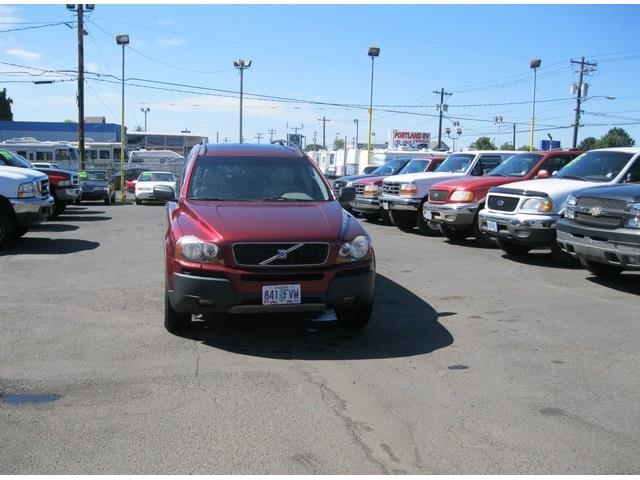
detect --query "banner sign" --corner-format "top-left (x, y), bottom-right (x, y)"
top-left (390, 130), bottom-right (431, 148)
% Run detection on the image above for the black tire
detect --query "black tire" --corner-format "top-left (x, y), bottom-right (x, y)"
top-left (104, 195), bottom-right (111, 205)
top-left (362, 212), bottom-right (379, 223)
top-left (164, 287), bottom-right (191, 334)
top-left (336, 302), bottom-right (373, 329)
top-left (497, 238), bottom-right (532, 256)
top-left (580, 258), bottom-right (624, 278)
top-left (389, 210), bottom-right (415, 232)
top-left (74, 198), bottom-right (81, 205)
top-left (440, 224), bottom-right (471, 242)
top-left (416, 202), bottom-right (441, 236)
top-left (111, 193), bottom-right (116, 203)
top-left (14, 225), bottom-right (29, 239)
top-left (550, 241), bottom-right (581, 267)
top-left (135, 198), bottom-right (142, 205)
top-left (380, 210), bottom-right (392, 226)
top-left (0, 208), bottom-right (16, 247)
top-left (52, 199), bottom-right (65, 217)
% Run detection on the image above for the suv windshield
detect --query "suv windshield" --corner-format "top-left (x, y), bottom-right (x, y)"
top-left (489, 153), bottom-right (543, 177)
top-left (0, 149), bottom-right (33, 169)
top-left (188, 156), bottom-right (331, 202)
top-left (138, 172), bottom-right (175, 182)
top-left (79, 171), bottom-right (108, 181)
top-left (371, 157), bottom-right (408, 175)
top-left (435, 154), bottom-right (475, 173)
top-left (399, 158), bottom-right (430, 175)
top-left (556, 151), bottom-right (633, 182)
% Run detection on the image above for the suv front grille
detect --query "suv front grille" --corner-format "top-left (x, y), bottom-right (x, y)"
top-left (429, 189), bottom-right (449, 202)
top-left (577, 197), bottom-right (628, 211)
top-left (383, 182), bottom-right (400, 196)
top-left (575, 212), bottom-right (622, 229)
top-left (487, 195), bottom-right (519, 212)
top-left (233, 242), bottom-right (330, 267)
top-left (333, 180), bottom-right (346, 194)
top-left (354, 184), bottom-right (365, 195)
top-left (39, 179), bottom-right (50, 197)
top-left (71, 174), bottom-right (79, 186)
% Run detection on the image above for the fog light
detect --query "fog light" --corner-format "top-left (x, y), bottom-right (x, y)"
top-left (197, 299), bottom-right (215, 306)
top-left (515, 229), bottom-right (530, 238)
top-left (343, 296), bottom-right (356, 303)
top-left (444, 214), bottom-right (457, 221)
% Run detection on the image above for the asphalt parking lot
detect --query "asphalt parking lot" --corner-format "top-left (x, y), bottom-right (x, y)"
top-left (1, 200), bottom-right (639, 474)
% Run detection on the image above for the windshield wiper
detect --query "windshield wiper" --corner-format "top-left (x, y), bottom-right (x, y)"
top-left (557, 175), bottom-right (587, 181)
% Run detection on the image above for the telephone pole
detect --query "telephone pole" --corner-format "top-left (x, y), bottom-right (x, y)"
top-left (434, 88), bottom-right (452, 150)
top-left (255, 132), bottom-right (263, 143)
top-left (317, 116), bottom-right (330, 149)
top-left (571, 57), bottom-right (597, 149)
top-left (267, 127), bottom-right (276, 142)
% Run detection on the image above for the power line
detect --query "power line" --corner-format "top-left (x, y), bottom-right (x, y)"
top-left (0, 21), bottom-right (70, 33)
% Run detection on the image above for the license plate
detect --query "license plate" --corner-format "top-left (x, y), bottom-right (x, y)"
top-left (486, 220), bottom-right (498, 232)
top-left (382, 202), bottom-right (389, 210)
top-left (423, 210), bottom-right (432, 220)
top-left (262, 284), bottom-right (301, 305)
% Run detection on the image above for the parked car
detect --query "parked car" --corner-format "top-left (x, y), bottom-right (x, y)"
top-left (0, 165), bottom-right (53, 247)
top-left (351, 156), bottom-right (446, 223)
top-left (556, 183), bottom-right (640, 277)
top-left (77, 169), bottom-right (116, 204)
top-left (30, 162), bottom-right (61, 169)
top-left (380, 150), bottom-right (516, 235)
top-left (478, 148), bottom-right (640, 264)
top-left (361, 165), bottom-right (379, 174)
top-left (112, 167), bottom-right (149, 191)
top-left (0, 148), bottom-right (80, 216)
top-left (423, 150), bottom-right (581, 244)
top-left (134, 171), bottom-right (178, 205)
top-left (154, 143), bottom-right (375, 333)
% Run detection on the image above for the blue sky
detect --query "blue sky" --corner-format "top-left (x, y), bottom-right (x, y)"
top-left (1, 3), bottom-right (639, 149)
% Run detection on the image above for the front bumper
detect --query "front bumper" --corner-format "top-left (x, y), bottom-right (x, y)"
top-left (11, 195), bottom-right (54, 226)
top-left (380, 195), bottom-right (421, 212)
top-left (80, 188), bottom-right (110, 201)
top-left (423, 202), bottom-right (479, 227)
top-left (136, 191), bottom-right (160, 201)
top-left (478, 210), bottom-right (560, 246)
top-left (556, 219), bottom-right (640, 270)
top-left (54, 186), bottom-right (82, 202)
top-left (168, 265), bottom-right (376, 315)
top-left (352, 196), bottom-right (380, 213)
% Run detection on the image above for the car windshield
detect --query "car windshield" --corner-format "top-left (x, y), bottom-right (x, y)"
top-left (79, 171), bottom-right (108, 181)
top-left (138, 172), bottom-right (175, 182)
top-left (435, 154), bottom-right (475, 173)
top-left (556, 151), bottom-right (634, 182)
top-left (399, 159), bottom-right (430, 175)
top-left (371, 158), bottom-right (408, 175)
top-left (488, 153), bottom-right (543, 177)
top-left (0, 149), bottom-right (33, 169)
top-left (188, 156), bottom-right (331, 202)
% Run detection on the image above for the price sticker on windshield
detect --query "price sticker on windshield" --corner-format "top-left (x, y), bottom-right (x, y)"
top-left (262, 284), bottom-right (301, 305)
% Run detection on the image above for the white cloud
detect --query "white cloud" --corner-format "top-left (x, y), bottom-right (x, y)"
top-left (86, 62), bottom-right (99, 73)
top-left (156, 18), bottom-right (171, 26)
top-left (0, 6), bottom-right (21, 24)
top-left (157, 37), bottom-right (188, 47)
top-left (5, 48), bottom-right (42, 62)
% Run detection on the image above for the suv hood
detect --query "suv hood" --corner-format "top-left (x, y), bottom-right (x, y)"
top-left (0, 165), bottom-right (47, 181)
top-left (431, 175), bottom-right (529, 192)
top-left (385, 171), bottom-right (465, 183)
top-left (181, 200), bottom-right (363, 243)
top-left (576, 183), bottom-right (640, 203)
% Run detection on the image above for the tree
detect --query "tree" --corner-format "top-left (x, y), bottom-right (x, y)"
top-left (517, 145), bottom-right (530, 151)
top-left (333, 138), bottom-right (345, 150)
top-left (0, 88), bottom-right (14, 121)
top-left (304, 143), bottom-right (323, 152)
top-left (578, 136), bottom-right (598, 151)
top-left (134, 125), bottom-right (144, 132)
top-left (500, 142), bottom-right (514, 150)
top-left (469, 136), bottom-right (496, 150)
top-left (594, 127), bottom-right (635, 148)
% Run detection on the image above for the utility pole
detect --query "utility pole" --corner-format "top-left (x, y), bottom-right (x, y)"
top-left (353, 118), bottom-right (359, 148)
top-left (313, 131), bottom-right (318, 151)
top-left (216, 131), bottom-right (219, 143)
top-left (317, 116), bottom-right (330, 149)
top-left (512, 123), bottom-right (516, 149)
top-left (255, 132), bottom-right (263, 143)
top-left (233, 59), bottom-right (251, 143)
top-left (268, 127), bottom-right (276, 142)
top-left (571, 57), bottom-right (597, 149)
top-left (434, 88), bottom-right (452, 150)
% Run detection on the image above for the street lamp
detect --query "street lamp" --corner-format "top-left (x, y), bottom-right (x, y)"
top-left (445, 122), bottom-right (462, 151)
top-left (353, 118), bottom-right (359, 148)
top-left (140, 107), bottom-right (150, 131)
top-left (116, 33), bottom-right (129, 202)
top-left (572, 94), bottom-right (615, 148)
top-left (529, 58), bottom-right (541, 152)
top-left (367, 46), bottom-right (380, 163)
top-left (233, 59), bottom-right (251, 143)
top-left (494, 115), bottom-right (503, 148)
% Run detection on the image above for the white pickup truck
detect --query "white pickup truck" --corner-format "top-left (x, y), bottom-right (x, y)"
top-left (0, 165), bottom-right (54, 247)
top-left (380, 150), bottom-right (516, 234)
top-left (478, 147), bottom-right (640, 263)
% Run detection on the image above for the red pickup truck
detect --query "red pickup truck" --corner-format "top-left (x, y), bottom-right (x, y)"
top-left (155, 143), bottom-right (376, 333)
top-left (423, 150), bottom-right (582, 244)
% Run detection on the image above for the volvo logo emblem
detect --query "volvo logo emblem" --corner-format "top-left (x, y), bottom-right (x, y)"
top-left (590, 206), bottom-right (602, 217)
top-left (497, 199), bottom-right (504, 206)
top-left (276, 249), bottom-right (288, 259)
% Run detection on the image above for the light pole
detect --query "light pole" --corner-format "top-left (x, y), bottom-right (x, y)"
top-left (494, 115), bottom-right (503, 148)
top-left (445, 122), bottom-right (462, 151)
top-left (572, 95), bottom-right (615, 148)
top-left (140, 107), bottom-right (150, 131)
top-left (233, 59), bottom-right (251, 143)
top-left (529, 58), bottom-right (541, 152)
top-left (353, 118), bottom-right (359, 148)
top-left (367, 46), bottom-right (380, 164)
top-left (116, 33), bottom-right (129, 202)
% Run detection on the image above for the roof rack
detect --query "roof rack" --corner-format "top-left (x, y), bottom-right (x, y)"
top-left (271, 139), bottom-right (302, 154)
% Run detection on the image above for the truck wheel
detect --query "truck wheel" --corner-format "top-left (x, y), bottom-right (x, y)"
top-left (417, 204), bottom-right (441, 236)
top-left (580, 259), bottom-right (624, 278)
top-left (135, 198), bottom-right (142, 205)
top-left (362, 212), bottom-right (379, 223)
top-left (164, 288), bottom-right (191, 334)
top-left (550, 241), bottom-right (580, 267)
top-left (497, 238), bottom-right (531, 256)
top-left (14, 225), bottom-right (29, 239)
top-left (104, 195), bottom-right (111, 205)
top-left (380, 210), bottom-right (392, 226)
top-left (440, 224), bottom-right (470, 242)
top-left (389, 210), bottom-right (415, 232)
top-left (336, 302), bottom-right (373, 329)
top-left (0, 208), bottom-right (16, 247)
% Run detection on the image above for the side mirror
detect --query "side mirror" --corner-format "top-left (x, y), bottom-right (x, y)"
top-left (482, 168), bottom-right (492, 175)
top-left (536, 169), bottom-right (549, 179)
top-left (552, 170), bottom-right (558, 177)
top-left (626, 172), bottom-right (640, 183)
top-left (153, 184), bottom-right (176, 201)
top-left (339, 186), bottom-right (356, 202)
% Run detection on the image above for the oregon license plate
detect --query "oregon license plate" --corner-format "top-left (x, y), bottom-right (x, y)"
top-left (423, 210), bottom-right (432, 220)
top-left (262, 284), bottom-right (301, 305)
top-left (382, 202), bottom-right (389, 210)
top-left (486, 220), bottom-right (498, 232)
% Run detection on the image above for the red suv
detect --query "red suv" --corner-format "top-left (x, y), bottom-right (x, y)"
top-left (155, 143), bottom-right (376, 333)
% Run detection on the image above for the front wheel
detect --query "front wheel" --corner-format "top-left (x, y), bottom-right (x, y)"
top-left (440, 224), bottom-right (471, 242)
top-left (417, 202), bottom-right (441, 236)
top-left (164, 288), bottom-right (191, 334)
top-left (389, 210), bottom-right (415, 232)
top-left (362, 212), bottom-right (379, 223)
top-left (550, 241), bottom-right (581, 267)
top-left (336, 302), bottom-right (373, 329)
top-left (104, 195), bottom-right (111, 205)
top-left (0, 208), bottom-right (17, 247)
top-left (380, 210), bottom-right (392, 226)
top-left (580, 259), bottom-right (623, 278)
top-left (14, 225), bottom-right (29, 239)
top-left (135, 198), bottom-right (142, 206)
top-left (497, 238), bottom-right (532, 256)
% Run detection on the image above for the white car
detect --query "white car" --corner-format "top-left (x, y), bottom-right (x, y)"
top-left (134, 171), bottom-right (177, 205)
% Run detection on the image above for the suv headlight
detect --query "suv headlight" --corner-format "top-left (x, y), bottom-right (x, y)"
top-left (338, 235), bottom-right (371, 263)
top-left (17, 181), bottom-right (36, 198)
top-left (565, 194), bottom-right (577, 219)
top-left (57, 179), bottom-right (72, 187)
top-left (625, 203), bottom-right (640, 228)
top-left (399, 182), bottom-right (417, 196)
top-left (520, 197), bottom-right (553, 213)
top-left (363, 184), bottom-right (380, 196)
top-left (175, 235), bottom-right (223, 264)
top-left (450, 190), bottom-right (474, 202)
